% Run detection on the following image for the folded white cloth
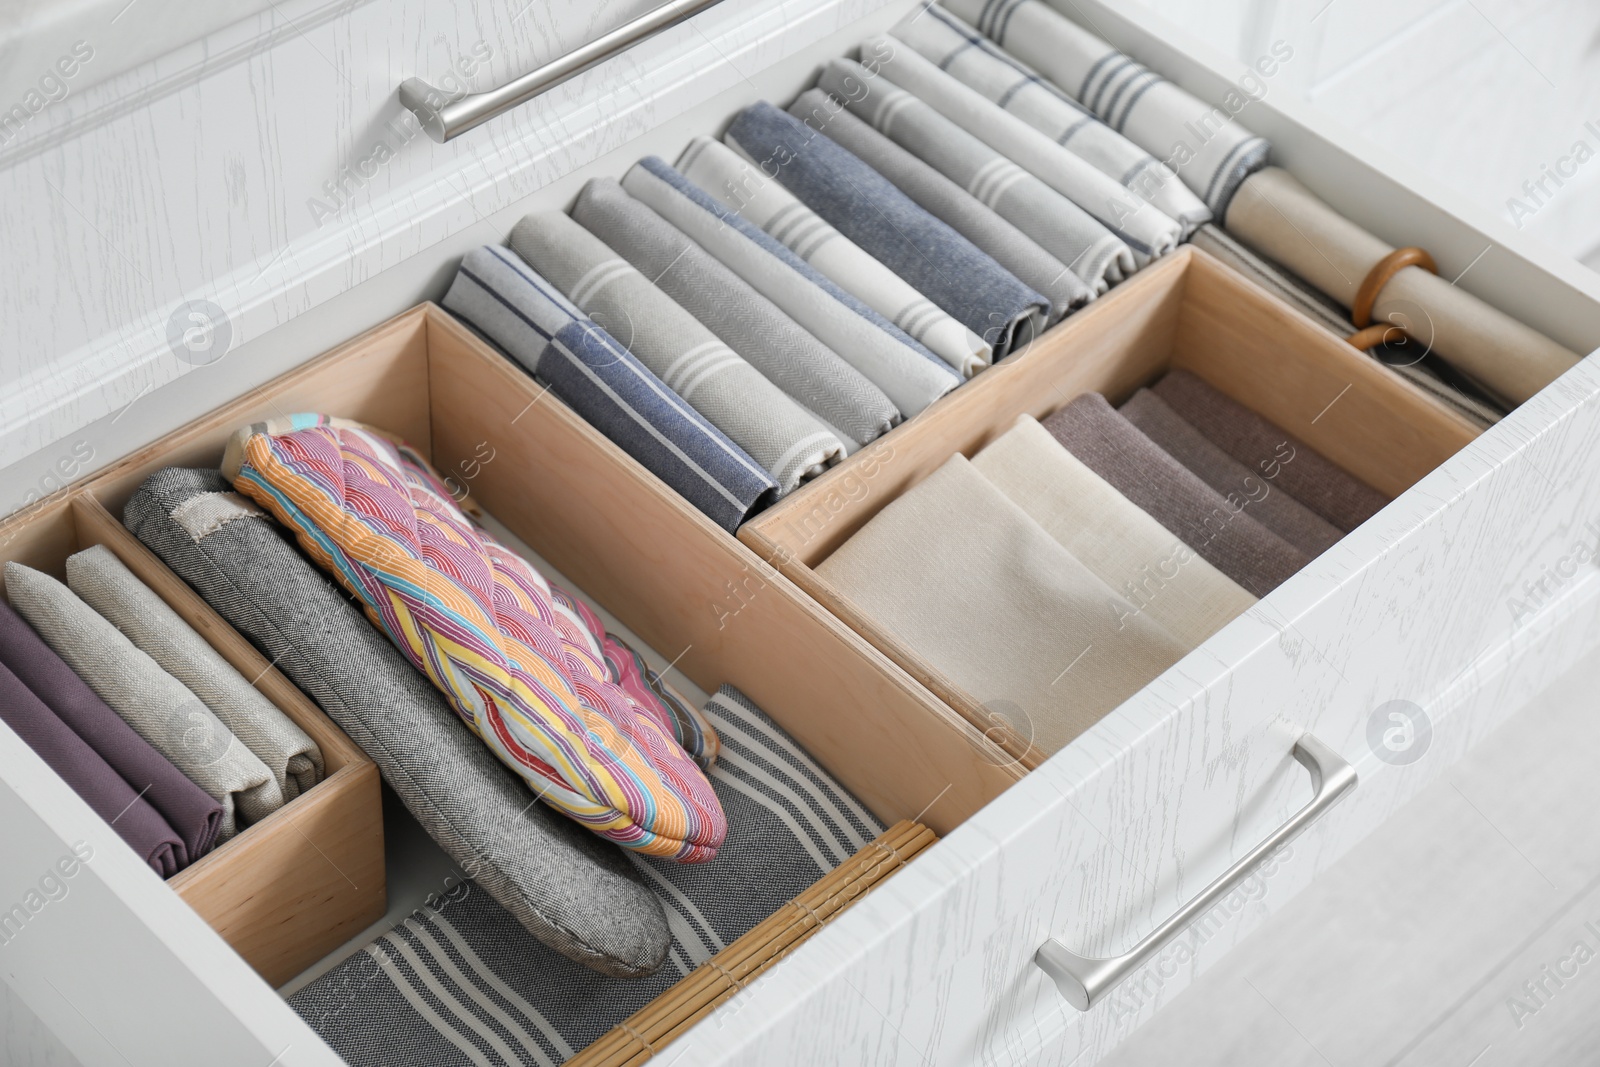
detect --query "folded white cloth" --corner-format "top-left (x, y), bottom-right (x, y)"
top-left (943, 0), bottom-right (1271, 216)
top-left (971, 416), bottom-right (1255, 649)
top-left (893, 4), bottom-right (1210, 235)
top-left (6, 561), bottom-right (281, 841)
top-left (678, 136), bottom-right (989, 377)
top-left (816, 454), bottom-right (1187, 755)
top-left (66, 545), bottom-right (325, 802)
top-left (866, 34), bottom-right (1183, 266)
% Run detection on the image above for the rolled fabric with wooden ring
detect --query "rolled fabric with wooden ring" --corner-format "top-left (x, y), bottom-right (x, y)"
top-left (1352, 247), bottom-right (1438, 329)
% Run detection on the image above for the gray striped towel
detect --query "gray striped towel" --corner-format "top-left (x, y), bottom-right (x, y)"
top-left (570, 178), bottom-right (900, 448)
top-left (788, 87), bottom-right (1092, 322)
top-left (867, 34), bottom-right (1183, 265)
top-left (288, 685), bottom-right (886, 1066)
top-left (816, 58), bottom-right (1131, 294)
top-left (942, 0), bottom-right (1272, 216)
top-left (894, 4), bottom-right (1210, 236)
top-left (621, 156), bottom-right (960, 418)
top-left (510, 211), bottom-right (847, 495)
top-left (677, 136), bottom-right (988, 376)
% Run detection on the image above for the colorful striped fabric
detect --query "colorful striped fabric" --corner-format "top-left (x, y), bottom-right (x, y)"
top-left (221, 415), bottom-right (726, 861)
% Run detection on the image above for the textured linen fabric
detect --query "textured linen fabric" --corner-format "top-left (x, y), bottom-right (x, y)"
top-left (1188, 225), bottom-right (1502, 429)
top-left (1225, 168), bottom-right (1578, 407)
top-left (66, 545), bottom-right (325, 801)
top-left (5, 562), bottom-right (281, 841)
top-left (620, 156), bottom-right (961, 418)
top-left (893, 4), bottom-right (1210, 235)
top-left (789, 87), bottom-right (1091, 323)
top-left (568, 178), bottom-right (898, 448)
top-left (945, 0), bottom-right (1271, 216)
top-left (678, 135), bottom-right (989, 375)
top-left (0, 657), bottom-right (185, 877)
top-left (287, 685), bottom-right (884, 1066)
top-left (224, 416), bottom-right (726, 862)
top-left (865, 36), bottom-right (1182, 266)
top-left (509, 212), bottom-right (846, 493)
top-left (1151, 370), bottom-right (1390, 533)
top-left (441, 246), bottom-right (776, 533)
top-left (125, 466), bottom-right (673, 977)
top-left (0, 596), bottom-right (223, 863)
top-left (816, 58), bottom-right (1130, 294)
top-left (1120, 391), bottom-right (1343, 558)
top-left (817, 455), bottom-right (1187, 756)
top-left (971, 415), bottom-right (1254, 649)
top-left (1041, 394), bottom-right (1309, 594)
top-left (719, 105), bottom-right (1052, 364)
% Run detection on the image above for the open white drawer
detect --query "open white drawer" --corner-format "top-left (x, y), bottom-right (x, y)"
top-left (3, 0), bottom-right (1600, 1065)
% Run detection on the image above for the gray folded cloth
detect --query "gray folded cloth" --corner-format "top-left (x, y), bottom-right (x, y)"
top-left (510, 210), bottom-right (847, 494)
top-left (124, 467), bottom-right (674, 978)
top-left (570, 177), bottom-right (899, 448)
top-left (1187, 225), bottom-right (1503, 429)
top-left (1151, 370), bottom-right (1391, 533)
top-left (718, 103), bottom-right (1052, 364)
top-left (818, 454), bottom-right (1187, 756)
top-left (816, 57), bottom-right (1130, 294)
top-left (1042, 394), bottom-right (1309, 594)
top-left (892, 4), bottom-right (1210, 235)
top-left (66, 545), bottom-right (325, 801)
top-left (1120, 391), bottom-right (1343, 558)
top-left (944, 0), bottom-right (1271, 216)
top-left (677, 133), bottom-right (990, 375)
top-left (288, 685), bottom-right (886, 1066)
top-left (621, 155), bottom-right (961, 418)
top-left (866, 35), bottom-right (1184, 266)
top-left (5, 561), bottom-right (281, 841)
top-left (788, 87), bottom-right (1091, 323)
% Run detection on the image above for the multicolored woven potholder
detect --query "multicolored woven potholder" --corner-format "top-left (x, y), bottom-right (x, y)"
top-left (221, 415), bottom-right (726, 861)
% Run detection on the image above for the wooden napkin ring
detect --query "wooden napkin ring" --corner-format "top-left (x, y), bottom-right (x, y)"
top-left (1351, 247), bottom-right (1437, 328)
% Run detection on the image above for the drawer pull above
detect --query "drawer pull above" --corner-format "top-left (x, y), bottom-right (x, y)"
top-left (1035, 735), bottom-right (1357, 1011)
top-left (399, 0), bottom-right (725, 143)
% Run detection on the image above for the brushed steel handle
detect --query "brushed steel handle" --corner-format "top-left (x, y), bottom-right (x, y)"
top-left (1035, 734), bottom-right (1357, 1011)
top-left (399, 0), bottom-right (726, 143)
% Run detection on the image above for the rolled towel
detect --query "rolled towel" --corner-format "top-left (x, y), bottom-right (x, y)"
top-left (125, 466), bottom-right (674, 978)
top-left (509, 211), bottom-right (847, 494)
top-left (5, 561), bottom-right (281, 842)
top-left (67, 545), bottom-right (324, 801)
top-left (441, 245), bottom-right (777, 532)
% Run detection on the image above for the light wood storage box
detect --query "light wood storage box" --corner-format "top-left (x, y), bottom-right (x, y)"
top-left (739, 246), bottom-right (1483, 768)
top-left (0, 491), bottom-right (386, 987)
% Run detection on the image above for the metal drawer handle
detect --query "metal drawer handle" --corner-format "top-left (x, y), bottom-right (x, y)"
top-left (1035, 735), bottom-right (1357, 1011)
top-left (399, 0), bottom-right (726, 143)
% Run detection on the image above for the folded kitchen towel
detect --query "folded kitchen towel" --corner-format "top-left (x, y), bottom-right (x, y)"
top-left (620, 156), bottom-right (961, 418)
top-left (815, 57), bottom-right (1130, 294)
top-left (971, 415), bottom-right (1255, 649)
top-left (441, 245), bottom-right (777, 533)
top-left (124, 466), bottom-right (673, 978)
top-left (67, 545), bottom-right (325, 802)
top-left (1224, 167), bottom-right (1579, 406)
top-left (789, 86), bottom-right (1091, 322)
top-left (509, 211), bottom-right (846, 494)
top-left (287, 684), bottom-right (885, 1067)
top-left (893, 4), bottom-right (1210, 235)
top-left (1151, 369), bottom-right (1390, 532)
top-left (719, 103), bottom-right (1050, 364)
top-left (866, 35), bottom-right (1183, 265)
top-left (1041, 393), bottom-right (1309, 594)
top-left (0, 656), bottom-right (185, 877)
top-left (817, 454), bottom-right (1187, 756)
top-left (1120, 390), bottom-right (1343, 558)
top-left (0, 595), bottom-right (223, 863)
top-left (569, 177), bottom-right (899, 447)
top-left (5, 561), bottom-right (281, 841)
top-left (943, 0), bottom-right (1272, 216)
